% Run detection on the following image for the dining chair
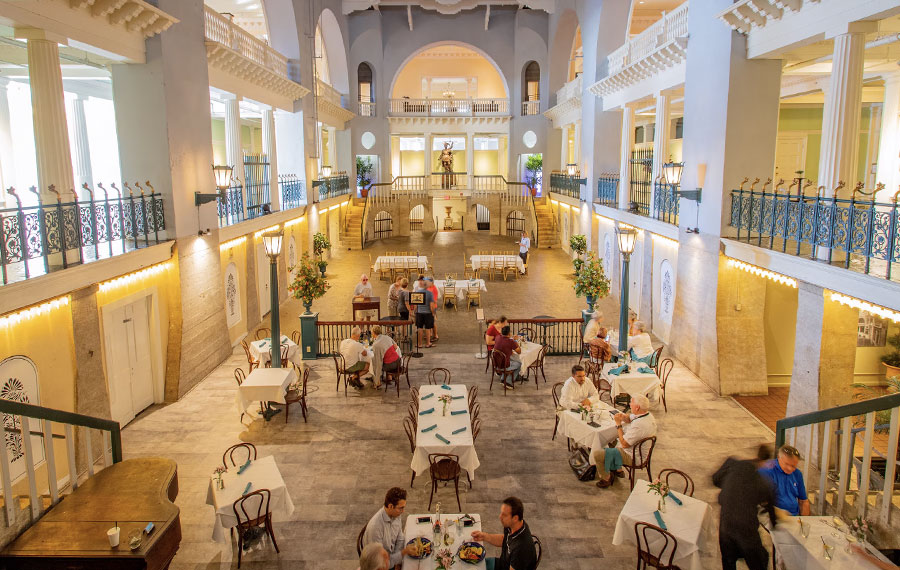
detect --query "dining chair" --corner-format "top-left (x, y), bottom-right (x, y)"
top-left (290, 330), bottom-right (301, 345)
top-left (659, 468), bottom-right (694, 497)
top-left (445, 273), bottom-right (457, 280)
top-left (533, 535), bottom-right (543, 569)
top-left (492, 256), bottom-right (504, 280)
top-left (479, 258), bottom-right (492, 280)
top-left (463, 255), bottom-right (476, 279)
top-left (407, 256), bottom-right (419, 277)
top-left (578, 340), bottom-right (590, 363)
top-left (467, 385), bottom-right (478, 408)
top-left (585, 343), bottom-right (607, 377)
top-left (382, 361), bottom-right (404, 397)
top-left (503, 256), bottom-right (517, 281)
top-left (284, 367), bottom-right (309, 423)
top-left (332, 353), bottom-right (353, 397)
top-left (590, 367), bottom-right (613, 405)
top-left (489, 350), bottom-right (514, 395)
top-left (409, 386), bottom-right (420, 401)
top-left (649, 346), bottom-right (664, 371)
top-left (356, 523), bottom-right (367, 556)
top-left (444, 284), bottom-right (459, 311)
top-left (470, 402), bottom-right (481, 424)
top-left (398, 353), bottom-right (413, 389)
top-left (402, 416), bottom-right (416, 487)
top-left (427, 367), bottom-right (451, 385)
top-left (407, 401), bottom-right (419, 427)
top-left (657, 358), bottom-right (674, 412)
top-left (240, 340), bottom-right (259, 372)
top-left (232, 489), bottom-right (279, 568)
top-left (256, 328), bottom-right (271, 341)
top-left (266, 344), bottom-right (290, 368)
top-left (223, 442), bottom-right (257, 470)
top-left (466, 284), bottom-right (482, 311)
top-left (428, 453), bottom-right (463, 511)
top-left (633, 522), bottom-right (679, 570)
top-left (551, 382), bottom-right (570, 451)
top-left (378, 257), bottom-right (392, 281)
top-left (518, 327), bottom-right (538, 342)
top-left (234, 367), bottom-right (246, 386)
top-left (525, 344), bottom-right (550, 389)
top-left (472, 418), bottom-right (482, 443)
top-left (623, 436), bottom-right (658, 491)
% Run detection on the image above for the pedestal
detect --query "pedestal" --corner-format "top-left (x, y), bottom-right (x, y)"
top-left (299, 312), bottom-right (318, 361)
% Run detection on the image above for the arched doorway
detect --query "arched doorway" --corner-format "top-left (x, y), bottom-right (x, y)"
top-left (410, 204), bottom-right (424, 232)
top-left (358, 62), bottom-right (374, 116)
top-left (475, 204), bottom-right (490, 231)
top-left (506, 210), bottom-right (525, 236)
top-left (521, 61), bottom-right (540, 116)
top-left (374, 211), bottom-right (393, 239)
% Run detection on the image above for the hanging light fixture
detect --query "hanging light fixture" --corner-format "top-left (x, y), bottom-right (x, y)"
top-left (212, 165), bottom-right (234, 190)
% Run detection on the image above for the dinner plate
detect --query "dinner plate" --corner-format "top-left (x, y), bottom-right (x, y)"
top-left (406, 537), bottom-right (433, 559)
top-left (457, 541), bottom-right (486, 564)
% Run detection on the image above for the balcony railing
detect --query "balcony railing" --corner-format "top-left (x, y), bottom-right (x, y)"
top-left (0, 184), bottom-right (166, 285)
top-left (317, 174), bottom-right (351, 201)
top-left (607, 2), bottom-right (689, 76)
top-left (521, 100), bottom-right (540, 116)
top-left (728, 185), bottom-right (900, 282)
top-left (203, 7), bottom-right (289, 79)
top-left (597, 173), bottom-right (619, 207)
top-left (628, 148), bottom-right (654, 216)
top-left (389, 98), bottom-right (509, 117)
top-left (316, 319), bottom-right (414, 357)
top-left (358, 101), bottom-right (375, 117)
top-left (556, 75), bottom-right (582, 105)
top-left (549, 173), bottom-right (581, 200)
top-left (430, 172), bottom-right (469, 190)
top-left (316, 78), bottom-right (347, 108)
top-left (279, 175), bottom-right (305, 210)
top-left (507, 318), bottom-right (583, 355)
top-left (653, 181), bottom-right (680, 225)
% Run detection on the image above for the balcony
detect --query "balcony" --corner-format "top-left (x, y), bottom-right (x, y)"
top-left (549, 172), bottom-right (582, 200)
top-left (556, 75), bottom-right (582, 106)
top-left (358, 101), bottom-right (376, 117)
top-left (521, 100), bottom-right (540, 116)
top-left (544, 76), bottom-right (581, 128)
top-left (389, 98), bottom-right (510, 117)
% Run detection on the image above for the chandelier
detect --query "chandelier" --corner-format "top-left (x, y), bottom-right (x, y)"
top-left (442, 82), bottom-right (455, 99)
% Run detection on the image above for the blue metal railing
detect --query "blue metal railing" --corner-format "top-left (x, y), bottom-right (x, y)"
top-left (318, 174), bottom-right (351, 201)
top-left (217, 179), bottom-right (246, 227)
top-left (597, 173), bottom-right (619, 207)
top-left (279, 175), bottom-right (305, 210)
top-left (549, 173), bottom-right (580, 200)
top-left (653, 181), bottom-right (680, 225)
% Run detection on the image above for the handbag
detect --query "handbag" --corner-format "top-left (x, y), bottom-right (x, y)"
top-left (568, 448), bottom-right (596, 482)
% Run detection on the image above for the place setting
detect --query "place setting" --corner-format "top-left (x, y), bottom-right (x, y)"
top-left (402, 507), bottom-right (486, 570)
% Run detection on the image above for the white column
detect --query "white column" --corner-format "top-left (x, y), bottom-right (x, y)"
top-left (424, 131), bottom-right (433, 189)
top-left (21, 30), bottom-right (74, 201)
top-left (224, 95), bottom-right (245, 218)
top-left (560, 125), bottom-right (569, 171)
top-left (650, 91), bottom-right (671, 216)
top-left (0, 78), bottom-right (16, 205)
top-left (466, 131), bottom-right (474, 187)
top-left (618, 105), bottom-right (635, 209)
top-left (71, 94), bottom-right (93, 192)
top-left (817, 32), bottom-right (865, 192)
top-left (876, 74), bottom-right (900, 202)
top-left (262, 107), bottom-right (280, 211)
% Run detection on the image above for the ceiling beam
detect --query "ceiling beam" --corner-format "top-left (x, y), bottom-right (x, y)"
top-left (407, 5), bottom-right (413, 31)
top-left (484, 5), bottom-right (490, 31)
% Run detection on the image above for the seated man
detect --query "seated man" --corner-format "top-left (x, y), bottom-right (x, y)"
top-left (358, 543), bottom-right (389, 570)
top-left (559, 364), bottom-right (600, 410)
top-left (470, 496), bottom-right (537, 570)
top-left (362, 487), bottom-right (418, 570)
top-left (492, 325), bottom-right (522, 389)
top-left (759, 445), bottom-right (810, 516)
top-left (627, 320), bottom-right (654, 359)
top-left (592, 394), bottom-right (657, 488)
top-left (340, 326), bottom-right (370, 388)
top-left (370, 325), bottom-right (401, 388)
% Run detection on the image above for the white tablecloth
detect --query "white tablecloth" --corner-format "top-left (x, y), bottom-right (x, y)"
top-left (470, 255), bottom-right (525, 275)
top-left (249, 335), bottom-right (301, 367)
top-left (236, 368), bottom-right (294, 414)
top-left (411, 384), bottom-right (480, 478)
top-left (374, 256), bottom-right (428, 272)
top-left (612, 479), bottom-right (715, 570)
top-left (515, 341), bottom-right (543, 371)
top-left (772, 516), bottom-right (891, 570)
top-left (433, 279), bottom-right (487, 302)
top-left (602, 364), bottom-right (660, 401)
top-left (205, 455), bottom-right (295, 542)
top-left (556, 406), bottom-right (618, 464)
top-left (402, 514), bottom-right (486, 570)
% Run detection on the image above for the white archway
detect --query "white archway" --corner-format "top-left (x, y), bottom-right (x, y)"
top-left (389, 41), bottom-right (511, 101)
top-left (317, 8), bottom-right (349, 94)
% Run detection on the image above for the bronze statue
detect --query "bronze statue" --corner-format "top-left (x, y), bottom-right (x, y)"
top-left (438, 141), bottom-right (454, 188)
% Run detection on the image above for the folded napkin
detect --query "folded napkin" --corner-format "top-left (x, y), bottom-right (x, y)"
top-left (243, 482), bottom-right (253, 495)
top-left (638, 366), bottom-right (654, 374)
top-left (440, 385), bottom-right (452, 390)
top-left (435, 433), bottom-right (450, 444)
top-left (450, 410), bottom-right (467, 416)
top-left (237, 459), bottom-right (252, 475)
top-left (451, 395), bottom-right (464, 400)
top-left (419, 408), bottom-right (435, 415)
top-left (421, 424), bottom-right (438, 433)
top-left (653, 510), bottom-right (667, 530)
top-left (452, 427), bottom-right (467, 435)
top-left (608, 365), bottom-right (628, 376)
top-left (668, 493), bottom-right (683, 506)
top-left (421, 393), bottom-right (435, 400)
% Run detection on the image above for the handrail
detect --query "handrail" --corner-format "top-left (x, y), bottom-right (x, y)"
top-left (775, 393), bottom-right (900, 448)
top-left (529, 192), bottom-right (540, 247)
top-left (360, 185), bottom-right (371, 249)
top-left (203, 6), bottom-right (289, 78)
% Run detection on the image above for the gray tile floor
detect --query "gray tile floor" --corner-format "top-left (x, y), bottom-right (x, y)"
top-left (122, 232), bottom-right (773, 569)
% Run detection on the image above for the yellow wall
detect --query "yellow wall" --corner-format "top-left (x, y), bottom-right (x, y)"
top-left (764, 280), bottom-right (798, 385)
top-left (856, 322), bottom-right (900, 384)
top-left (474, 150), bottom-right (499, 175)
top-left (430, 149), bottom-right (467, 174)
top-left (392, 52), bottom-right (506, 99)
top-left (400, 150), bottom-right (426, 176)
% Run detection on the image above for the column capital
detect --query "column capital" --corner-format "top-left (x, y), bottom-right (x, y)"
top-left (14, 28), bottom-right (67, 44)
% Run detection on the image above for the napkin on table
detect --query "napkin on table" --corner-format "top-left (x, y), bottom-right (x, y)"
top-left (451, 395), bottom-right (464, 400)
top-left (668, 493), bottom-right (683, 506)
top-left (421, 424), bottom-right (438, 433)
top-left (435, 434), bottom-right (451, 444)
top-left (608, 365), bottom-right (628, 376)
top-left (450, 410), bottom-right (467, 416)
top-left (653, 510), bottom-right (667, 530)
top-left (243, 482), bottom-right (253, 495)
top-left (452, 427), bottom-right (467, 435)
top-left (638, 366), bottom-right (654, 374)
top-left (421, 393), bottom-right (435, 400)
top-left (419, 408), bottom-right (435, 415)
top-left (237, 459), bottom-right (252, 475)
top-left (440, 385), bottom-right (452, 390)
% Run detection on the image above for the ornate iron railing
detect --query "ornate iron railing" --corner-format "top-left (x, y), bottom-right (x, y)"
top-left (728, 186), bottom-right (900, 281)
top-left (549, 173), bottom-right (581, 200)
top-left (318, 174), bottom-right (351, 201)
top-left (653, 181), bottom-right (680, 225)
top-left (217, 179), bottom-right (245, 227)
top-left (279, 175), bottom-right (305, 210)
top-left (507, 318), bottom-right (583, 355)
top-left (629, 148), bottom-right (653, 216)
top-left (315, 319), bottom-right (414, 357)
top-left (597, 173), bottom-right (619, 207)
top-left (244, 155), bottom-right (271, 218)
top-left (0, 184), bottom-right (165, 285)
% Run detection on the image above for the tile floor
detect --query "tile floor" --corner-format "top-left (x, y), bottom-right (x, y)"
top-left (734, 388), bottom-right (789, 433)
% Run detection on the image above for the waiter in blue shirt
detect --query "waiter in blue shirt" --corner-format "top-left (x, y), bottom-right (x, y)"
top-left (518, 231), bottom-right (530, 268)
top-left (759, 445), bottom-right (810, 516)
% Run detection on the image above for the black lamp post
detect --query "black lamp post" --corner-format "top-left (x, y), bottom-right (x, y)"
top-left (262, 230), bottom-right (284, 368)
top-left (615, 224), bottom-right (637, 354)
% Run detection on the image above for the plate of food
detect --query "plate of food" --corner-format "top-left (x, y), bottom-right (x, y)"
top-left (406, 536), bottom-right (433, 559)
top-left (457, 542), bottom-right (485, 564)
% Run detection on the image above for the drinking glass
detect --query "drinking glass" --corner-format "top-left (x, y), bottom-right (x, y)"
top-left (799, 519), bottom-right (810, 539)
top-left (823, 543), bottom-right (834, 561)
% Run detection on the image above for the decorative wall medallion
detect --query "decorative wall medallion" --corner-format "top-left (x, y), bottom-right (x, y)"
top-left (603, 234), bottom-right (612, 275)
top-left (225, 262), bottom-right (242, 328)
top-left (659, 259), bottom-right (675, 324)
top-left (0, 356), bottom-right (44, 480)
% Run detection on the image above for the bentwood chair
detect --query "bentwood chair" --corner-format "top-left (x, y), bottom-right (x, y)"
top-left (233, 489), bottom-right (279, 568)
top-left (649, 346), bottom-right (664, 371)
top-left (472, 418), bottom-right (481, 443)
top-left (525, 344), bottom-right (550, 389)
top-left (467, 385), bottom-right (478, 409)
top-left (633, 522), bottom-right (680, 570)
top-left (332, 353), bottom-right (353, 397)
top-left (657, 358), bottom-right (674, 412)
top-left (409, 386), bottom-right (420, 401)
top-left (533, 535), bottom-right (543, 568)
top-left (402, 416), bottom-right (416, 487)
top-left (427, 367), bottom-right (451, 385)
top-left (256, 328), bottom-right (271, 341)
top-left (518, 327), bottom-right (537, 342)
top-left (223, 443), bottom-right (257, 470)
top-left (428, 453), bottom-right (463, 511)
top-left (240, 340), bottom-right (260, 372)
top-left (407, 401), bottom-right (419, 427)
top-left (284, 367), bottom-right (309, 423)
top-left (290, 330), bottom-right (301, 345)
top-left (659, 468), bottom-right (694, 497)
top-left (551, 382), bottom-right (570, 451)
top-left (356, 523), bottom-right (367, 556)
top-left (489, 350), bottom-right (514, 395)
top-left (463, 255), bottom-right (476, 279)
top-left (398, 353), bottom-right (413, 389)
top-left (624, 436), bottom-right (658, 491)
top-left (470, 402), bottom-right (481, 424)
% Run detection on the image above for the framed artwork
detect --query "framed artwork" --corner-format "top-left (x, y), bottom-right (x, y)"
top-left (857, 310), bottom-right (888, 347)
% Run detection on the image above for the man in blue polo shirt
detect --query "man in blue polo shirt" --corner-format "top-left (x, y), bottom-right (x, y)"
top-left (759, 445), bottom-right (810, 516)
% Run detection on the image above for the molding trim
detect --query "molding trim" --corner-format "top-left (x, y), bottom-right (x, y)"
top-left (543, 95), bottom-right (581, 129)
top-left (387, 116), bottom-right (511, 128)
top-left (589, 37), bottom-right (688, 99)
top-left (206, 42), bottom-right (310, 111)
top-left (317, 98), bottom-right (356, 130)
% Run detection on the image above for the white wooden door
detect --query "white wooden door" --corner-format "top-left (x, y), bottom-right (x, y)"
top-left (775, 134), bottom-right (807, 181)
top-left (106, 298), bottom-right (154, 426)
top-left (257, 243), bottom-right (271, 317)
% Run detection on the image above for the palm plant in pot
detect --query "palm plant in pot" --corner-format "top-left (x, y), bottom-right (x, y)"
top-left (313, 232), bottom-right (331, 277)
top-left (288, 253), bottom-right (331, 315)
top-left (573, 252), bottom-right (610, 313)
top-left (356, 156), bottom-right (374, 197)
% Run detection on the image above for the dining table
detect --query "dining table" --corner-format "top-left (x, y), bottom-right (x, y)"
top-left (411, 384), bottom-right (480, 479)
top-left (402, 513), bottom-right (486, 570)
top-left (249, 335), bottom-right (301, 367)
top-left (601, 363), bottom-right (660, 402)
top-left (432, 279), bottom-right (487, 303)
top-left (514, 340), bottom-right (544, 371)
top-left (612, 479), bottom-right (715, 570)
top-left (373, 255), bottom-right (428, 272)
top-left (236, 368), bottom-right (294, 416)
top-left (771, 516), bottom-right (893, 570)
top-left (469, 254), bottom-right (525, 275)
top-left (556, 403), bottom-right (619, 463)
top-left (205, 455), bottom-right (294, 543)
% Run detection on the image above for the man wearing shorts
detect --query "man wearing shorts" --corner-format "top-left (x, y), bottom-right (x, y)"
top-left (412, 276), bottom-right (436, 348)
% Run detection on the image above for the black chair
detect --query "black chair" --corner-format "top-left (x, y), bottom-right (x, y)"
top-left (356, 523), bottom-right (367, 556)
top-left (524, 344), bottom-right (549, 389)
top-left (232, 489), bottom-right (279, 568)
top-left (533, 535), bottom-right (543, 568)
top-left (490, 350), bottom-right (515, 394)
top-left (659, 468), bottom-right (694, 497)
top-left (284, 367), bottom-right (309, 423)
top-left (403, 416), bottom-right (416, 487)
top-left (427, 367), bottom-right (452, 385)
top-left (550, 382), bottom-right (569, 451)
top-left (633, 521), bottom-right (680, 569)
top-left (428, 453), bottom-right (463, 511)
top-left (332, 353), bottom-right (354, 396)
top-left (255, 327), bottom-right (271, 341)
top-left (657, 358), bottom-right (674, 412)
top-left (223, 443), bottom-right (257, 470)
top-left (624, 436), bottom-right (658, 491)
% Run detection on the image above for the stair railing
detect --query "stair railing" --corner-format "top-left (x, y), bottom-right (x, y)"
top-left (360, 185), bottom-right (371, 249)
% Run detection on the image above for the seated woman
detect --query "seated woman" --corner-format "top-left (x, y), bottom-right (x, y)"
top-left (588, 327), bottom-right (612, 365)
top-left (627, 321), bottom-right (654, 359)
top-left (485, 316), bottom-right (507, 354)
top-left (370, 325), bottom-right (401, 387)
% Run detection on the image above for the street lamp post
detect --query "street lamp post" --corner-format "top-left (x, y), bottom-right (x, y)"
top-left (615, 224), bottom-right (637, 354)
top-left (262, 230), bottom-right (284, 369)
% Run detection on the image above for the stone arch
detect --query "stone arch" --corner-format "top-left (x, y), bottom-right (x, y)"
top-left (317, 8), bottom-right (350, 94)
top-left (358, 61), bottom-right (375, 103)
top-left (410, 204), bottom-right (424, 232)
top-left (549, 9), bottom-right (579, 98)
top-left (505, 209), bottom-right (526, 236)
top-left (374, 210), bottom-right (393, 239)
top-left (521, 61), bottom-right (540, 108)
top-left (388, 41), bottom-right (511, 101)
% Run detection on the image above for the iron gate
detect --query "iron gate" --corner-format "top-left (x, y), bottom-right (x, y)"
top-left (374, 211), bottom-right (393, 239)
top-left (410, 205), bottom-right (424, 231)
top-left (628, 148), bottom-right (653, 216)
top-left (506, 210), bottom-right (525, 235)
top-left (476, 204), bottom-right (490, 231)
top-left (243, 154), bottom-right (271, 218)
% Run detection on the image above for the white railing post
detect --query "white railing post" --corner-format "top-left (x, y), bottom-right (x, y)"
top-left (836, 416), bottom-right (852, 510)
top-left (818, 419), bottom-right (833, 515)
top-left (0, 428), bottom-right (14, 524)
top-left (65, 424), bottom-right (77, 490)
top-left (20, 416), bottom-right (39, 518)
top-left (880, 407), bottom-right (900, 525)
top-left (84, 428), bottom-right (94, 477)
top-left (858, 411), bottom-right (875, 518)
top-left (42, 419), bottom-right (58, 505)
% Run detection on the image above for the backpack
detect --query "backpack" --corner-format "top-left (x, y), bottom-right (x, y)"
top-left (568, 447), bottom-right (596, 482)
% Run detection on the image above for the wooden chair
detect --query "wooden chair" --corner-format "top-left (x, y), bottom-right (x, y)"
top-left (478, 257), bottom-right (491, 280)
top-left (518, 327), bottom-right (538, 342)
top-left (445, 273), bottom-right (457, 280)
top-left (428, 453), bottom-right (462, 511)
top-left (444, 284), bottom-right (459, 311)
top-left (472, 418), bottom-right (481, 442)
top-left (524, 344), bottom-right (549, 389)
top-left (406, 256), bottom-right (419, 278)
top-left (284, 367), bottom-right (309, 423)
top-left (232, 489), bottom-right (279, 568)
top-left (290, 330), bottom-right (301, 345)
top-left (402, 416), bottom-right (416, 487)
top-left (590, 368), bottom-right (613, 405)
top-left (234, 367), bottom-right (246, 387)
top-left (633, 522), bottom-right (680, 570)
top-left (427, 367), bottom-right (451, 385)
top-left (223, 443), bottom-right (257, 470)
top-left (467, 385), bottom-right (478, 408)
top-left (256, 328), bottom-right (271, 341)
top-left (409, 386), bottom-right (419, 401)
top-left (491, 256), bottom-right (504, 280)
top-left (470, 402), bottom-right (481, 424)
top-left (407, 401), bottom-right (419, 427)
top-left (240, 340), bottom-right (259, 372)
top-left (551, 382), bottom-right (570, 451)
top-left (657, 358), bottom-right (674, 412)
top-left (503, 256), bottom-right (518, 280)
top-left (659, 468), bottom-right (694, 497)
top-left (489, 350), bottom-right (514, 394)
top-left (378, 256), bottom-right (392, 281)
top-left (463, 255), bottom-right (476, 279)
top-left (397, 353), bottom-right (413, 389)
top-left (356, 523), bottom-right (367, 556)
top-left (578, 340), bottom-right (590, 363)
top-left (649, 346), bottom-right (664, 371)
top-left (332, 353), bottom-right (354, 397)
top-left (533, 535), bottom-right (543, 569)
top-left (266, 344), bottom-right (290, 368)
top-left (427, 252), bottom-right (435, 274)
top-left (466, 283), bottom-right (482, 311)
top-left (382, 359), bottom-right (404, 397)
top-left (624, 436), bottom-right (658, 490)
top-left (585, 343), bottom-right (607, 377)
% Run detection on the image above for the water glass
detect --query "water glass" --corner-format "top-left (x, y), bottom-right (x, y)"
top-left (822, 543), bottom-right (834, 561)
top-left (799, 519), bottom-right (810, 539)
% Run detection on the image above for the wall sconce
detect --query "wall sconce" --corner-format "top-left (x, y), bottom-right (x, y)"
top-left (195, 164), bottom-right (233, 206)
top-left (566, 163), bottom-right (577, 177)
top-left (321, 165), bottom-right (333, 178)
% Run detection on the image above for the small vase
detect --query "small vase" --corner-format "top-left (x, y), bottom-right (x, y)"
top-left (302, 300), bottom-right (313, 315)
top-left (442, 404), bottom-right (448, 417)
top-left (217, 478), bottom-right (224, 490)
top-left (658, 496), bottom-right (666, 513)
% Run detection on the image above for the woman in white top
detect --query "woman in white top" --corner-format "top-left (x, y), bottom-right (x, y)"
top-left (627, 320), bottom-right (654, 359)
top-left (582, 311), bottom-right (603, 343)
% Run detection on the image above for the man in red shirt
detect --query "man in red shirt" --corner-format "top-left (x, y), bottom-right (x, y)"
top-left (425, 277), bottom-right (441, 342)
top-left (492, 325), bottom-right (522, 389)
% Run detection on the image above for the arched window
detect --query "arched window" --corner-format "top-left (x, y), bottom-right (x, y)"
top-left (522, 61), bottom-right (540, 116)
top-left (358, 62), bottom-right (374, 116)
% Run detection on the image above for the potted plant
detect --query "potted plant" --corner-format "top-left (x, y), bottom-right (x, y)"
top-left (317, 260), bottom-right (328, 277)
top-left (570, 234), bottom-right (587, 275)
top-left (288, 253), bottom-right (331, 315)
top-left (882, 331), bottom-right (900, 380)
top-left (525, 154), bottom-right (542, 197)
top-left (356, 156), bottom-right (374, 198)
top-left (573, 252), bottom-right (610, 313)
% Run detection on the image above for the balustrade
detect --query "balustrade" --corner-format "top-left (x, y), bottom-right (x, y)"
top-left (596, 173), bottom-right (619, 207)
top-left (279, 175), bottom-right (305, 211)
top-left (549, 172), bottom-right (581, 200)
top-left (389, 97), bottom-right (509, 116)
top-left (606, 2), bottom-right (690, 75)
top-left (203, 6), bottom-right (289, 79)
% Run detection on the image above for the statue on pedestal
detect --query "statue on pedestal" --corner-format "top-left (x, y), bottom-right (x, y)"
top-left (439, 141), bottom-right (454, 189)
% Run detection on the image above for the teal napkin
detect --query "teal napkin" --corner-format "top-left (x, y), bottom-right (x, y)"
top-left (440, 385), bottom-right (451, 390)
top-left (264, 338), bottom-right (271, 343)
top-left (608, 365), bottom-right (628, 376)
top-left (421, 424), bottom-right (437, 433)
top-left (419, 408), bottom-right (435, 415)
top-left (237, 459), bottom-right (251, 474)
top-left (452, 427), bottom-right (467, 435)
top-left (450, 410), bottom-right (467, 416)
top-left (653, 510), bottom-right (667, 530)
top-left (243, 482), bottom-right (253, 495)
top-left (668, 493), bottom-right (683, 506)
top-left (421, 393), bottom-right (435, 400)
top-left (435, 434), bottom-right (450, 444)
top-left (451, 396), bottom-right (464, 400)
top-left (638, 366), bottom-right (654, 374)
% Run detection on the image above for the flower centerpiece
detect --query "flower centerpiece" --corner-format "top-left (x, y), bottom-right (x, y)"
top-left (849, 516), bottom-right (870, 542)
top-left (647, 478), bottom-right (670, 512)
top-left (435, 547), bottom-right (456, 570)
top-left (576, 403), bottom-right (591, 422)
top-left (438, 394), bottom-right (452, 416)
top-left (213, 466), bottom-right (226, 489)
top-left (573, 252), bottom-right (611, 312)
top-left (288, 252), bottom-right (331, 315)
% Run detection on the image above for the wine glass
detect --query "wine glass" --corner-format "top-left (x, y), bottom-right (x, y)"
top-left (822, 543), bottom-right (834, 561)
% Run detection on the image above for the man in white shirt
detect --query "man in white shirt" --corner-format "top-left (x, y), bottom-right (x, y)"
top-left (627, 321), bottom-right (654, 359)
top-left (592, 394), bottom-right (657, 488)
top-left (559, 365), bottom-right (600, 410)
top-left (582, 311), bottom-right (603, 343)
top-left (518, 231), bottom-right (531, 269)
top-left (340, 326), bottom-right (370, 387)
top-left (353, 274), bottom-right (377, 321)
top-left (362, 487), bottom-right (418, 570)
